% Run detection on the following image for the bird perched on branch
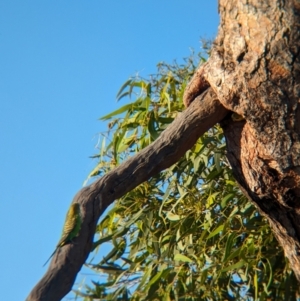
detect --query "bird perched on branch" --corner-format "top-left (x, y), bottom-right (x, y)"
top-left (43, 203), bottom-right (82, 267)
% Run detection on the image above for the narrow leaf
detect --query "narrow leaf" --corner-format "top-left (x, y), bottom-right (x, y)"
top-left (174, 254), bottom-right (193, 263)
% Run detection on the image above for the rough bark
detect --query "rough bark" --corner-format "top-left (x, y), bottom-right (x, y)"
top-left (185, 0), bottom-right (300, 280)
top-left (26, 89), bottom-right (228, 301)
top-left (27, 1), bottom-right (300, 299)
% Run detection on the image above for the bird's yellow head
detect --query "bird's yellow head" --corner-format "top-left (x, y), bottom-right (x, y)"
top-left (70, 203), bottom-right (80, 214)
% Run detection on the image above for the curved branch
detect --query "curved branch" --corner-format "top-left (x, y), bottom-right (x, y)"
top-left (26, 88), bottom-right (228, 301)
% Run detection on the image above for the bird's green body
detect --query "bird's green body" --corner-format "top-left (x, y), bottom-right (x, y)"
top-left (43, 203), bottom-right (81, 267)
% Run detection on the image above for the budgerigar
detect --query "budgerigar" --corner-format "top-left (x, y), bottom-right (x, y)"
top-left (43, 203), bottom-right (81, 267)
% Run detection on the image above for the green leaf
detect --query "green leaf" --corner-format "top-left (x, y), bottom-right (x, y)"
top-left (100, 103), bottom-right (135, 120)
top-left (223, 233), bottom-right (237, 262)
top-left (136, 264), bottom-right (153, 291)
top-left (214, 152), bottom-right (221, 171)
top-left (94, 265), bottom-right (126, 275)
top-left (166, 212), bottom-right (182, 221)
top-left (148, 111), bottom-right (159, 140)
top-left (207, 224), bottom-right (224, 239)
top-left (221, 193), bottom-right (234, 208)
top-left (116, 79), bottom-right (132, 100)
top-left (174, 254), bottom-right (193, 263)
top-left (158, 117), bottom-right (174, 124)
top-left (145, 268), bottom-right (172, 291)
top-left (116, 91), bottom-right (130, 101)
top-left (221, 260), bottom-right (245, 272)
top-left (206, 192), bottom-right (220, 208)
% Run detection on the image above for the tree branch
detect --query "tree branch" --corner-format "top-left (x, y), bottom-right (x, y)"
top-left (26, 88), bottom-right (228, 301)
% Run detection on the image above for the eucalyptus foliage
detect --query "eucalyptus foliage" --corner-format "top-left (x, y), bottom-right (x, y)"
top-left (75, 49), bottom-right (298, 301)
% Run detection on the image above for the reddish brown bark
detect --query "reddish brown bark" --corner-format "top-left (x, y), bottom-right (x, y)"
top-left (27, 1), bottom-right (300, 299)
top-left (185, 0), bottom-right (300, 280)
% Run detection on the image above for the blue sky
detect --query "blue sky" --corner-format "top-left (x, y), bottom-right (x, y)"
top-left (0, 1), bottom-right (219, 300)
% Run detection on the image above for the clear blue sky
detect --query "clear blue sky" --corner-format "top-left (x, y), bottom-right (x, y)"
top-left (0, 1), bottom-right (219, 300)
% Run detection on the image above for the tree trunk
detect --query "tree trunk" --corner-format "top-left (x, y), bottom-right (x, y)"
top-left (185, 0), bottom-right (300, 280)
top-left (27, 0), bottom-right (300, 299)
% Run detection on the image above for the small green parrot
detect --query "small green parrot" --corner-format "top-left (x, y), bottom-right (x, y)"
top-left (43, 203), bottom-right (81, 267)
